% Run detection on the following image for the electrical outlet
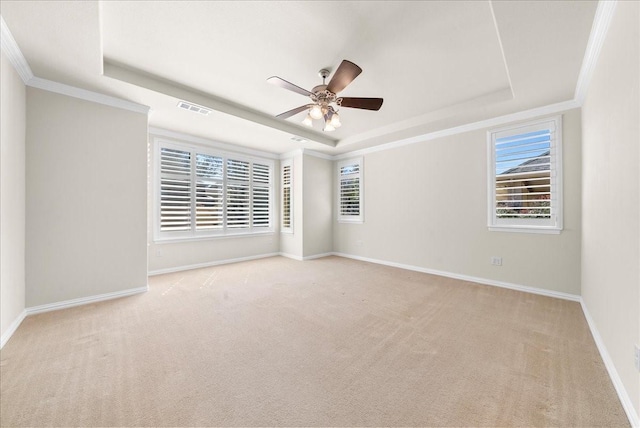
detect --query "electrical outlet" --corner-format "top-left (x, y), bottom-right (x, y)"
top-left (635, 344), bottom-right (640, 371)
top-left (155, 248), bottom-right (163, 257)
top-left (491, 256), bottom-right (502, 266)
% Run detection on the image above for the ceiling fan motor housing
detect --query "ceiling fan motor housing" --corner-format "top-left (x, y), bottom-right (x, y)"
top-left (310, 88), bottom-right (339, 109)
top-left (311, 84), bottom-right (329, 94)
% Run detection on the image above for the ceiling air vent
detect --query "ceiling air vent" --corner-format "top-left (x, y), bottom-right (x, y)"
top-left (177, 101), bottom-right (211, 116)
top-left (291, 136), bottom-right (309, 143)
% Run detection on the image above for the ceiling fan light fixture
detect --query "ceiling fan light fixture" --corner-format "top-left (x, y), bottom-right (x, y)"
top-left (302, 114), bottom-right (313, 127)
top-left (323, 122), bottom-right (336, 132)
top-left (329, 112), bottom-right (341, 128)
top-left (309, 104), bottom-right (323, 120)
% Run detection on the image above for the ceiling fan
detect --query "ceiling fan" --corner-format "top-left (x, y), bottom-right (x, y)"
top-left (267, 60), bottom-right (383, 132)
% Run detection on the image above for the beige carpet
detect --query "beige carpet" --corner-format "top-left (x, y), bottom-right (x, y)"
top-left (0, 256), bottom-right (629, 427)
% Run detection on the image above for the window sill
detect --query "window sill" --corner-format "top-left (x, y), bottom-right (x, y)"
top-left (488, 226), bottom-right (562, 235)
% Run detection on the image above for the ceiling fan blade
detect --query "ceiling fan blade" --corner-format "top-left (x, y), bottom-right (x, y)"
top-left (339, 97), bottom-right (384, 111)
top-left (267, 76), bottom-right (313, 97)
top-left (326, 60), bottom-right (362, 94)
top-left (276, 105), bottom-right (311, 119)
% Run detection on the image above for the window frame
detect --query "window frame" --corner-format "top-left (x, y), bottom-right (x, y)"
top-left (281, 158), bottom-right (293, 234)
top-left (154, 138), bottom-right (275, 242)
top-left (337, 157), bottom-right (364, 224)
top-left (487, 115), bottom-right (563, 234)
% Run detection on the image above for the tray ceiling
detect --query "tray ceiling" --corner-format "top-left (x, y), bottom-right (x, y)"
top-left (0, 1), bottom-right (597, 155)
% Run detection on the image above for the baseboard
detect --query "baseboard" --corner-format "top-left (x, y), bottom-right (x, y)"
top-left (0, 309), bottom-right (27, 349)
top-left (580, 299), bottom-right (640, 427)
top-left (279, 252), bottom-right (334, 261)
top-left (26, 286), bottom-right (149, 316)
top-left (279, 252), bottom-right (303, 261)
top-left (148, 252), bottom-right (280, 276)
top-left (302, 252), bottom-right (334, 260)
top-left (331, 252), bottom-right (580, 302)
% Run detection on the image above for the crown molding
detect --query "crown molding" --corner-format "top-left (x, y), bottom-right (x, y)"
top-left (334, 99), bottom-right (580, 160)
top-left (0, 15), bottom-right (34, 83)
top-left (574, 0), bottom-right (618, 105)
top-left (28, 77), bottom-right (150, 115)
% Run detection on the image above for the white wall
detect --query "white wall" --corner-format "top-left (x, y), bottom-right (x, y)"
top-left (147, 136), bottom-right (280, 273)
top-left (25, 87), bottom-right (149, 307)
top-left (149, 234), bottom-right (278, 272)
top-left (302, 154), bottom-right (333, 258)
top-left (280, 152), bottom-right (304, 259)
top-left (581, 0), bottom-right (639, 418)
top-left (334, 108), bottom-right (583, 295)
top-left (0, 50), bottom-right (26, 340)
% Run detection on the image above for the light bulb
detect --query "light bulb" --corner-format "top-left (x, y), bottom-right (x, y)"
top-left (302, 114), bottom-right (313, 127)
top-left (323, 122), bottom-right (335, 132)
top-left (329, 112), bottom-right (341, 128)
top-left (309, 104), bottom-right (323, 120)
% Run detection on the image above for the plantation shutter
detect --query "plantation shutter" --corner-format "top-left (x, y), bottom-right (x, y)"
top-left (252, 163), bottom-right (271, 228)
top-left (340, 164), bottom-right (360, 216)
top-left (160, 148), bottom-right (192, 231)
top-left (489, 117), bottom-right (562, 231)
top-left (157, 140), bottom-right (275, 239)
top-left (226, 159), bottom-right (250, 229)
top-left (195, 153), bottom-right (224, 230)
top-left (338, 159), bottom-right (363, 222)
top-left (282, 163), bottom-right (292, 230)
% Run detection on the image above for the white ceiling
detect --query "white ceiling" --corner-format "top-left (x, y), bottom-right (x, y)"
top-left (0, 1), bottom-right (597, 155)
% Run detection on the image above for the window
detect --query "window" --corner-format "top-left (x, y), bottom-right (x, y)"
top-left (281, 160), bottom-right (293, 233)
top-left (156, 140), bottom-right (273, 240)
top-left (338, 157), bottom-right (363, 223)
top-left (487, 116), bottom-right (563, 233)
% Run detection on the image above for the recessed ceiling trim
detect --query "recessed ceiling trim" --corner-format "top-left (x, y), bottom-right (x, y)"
top-left (103, 59), bottom-right (338, 148)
